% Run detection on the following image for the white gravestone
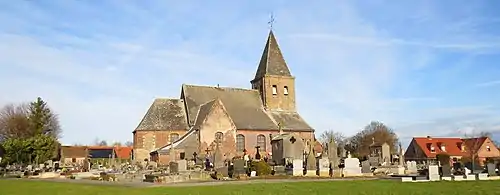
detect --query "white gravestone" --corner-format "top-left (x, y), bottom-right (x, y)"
top-left (344, 157), bottom-right (362, 177)
top-left (318, 158), bottom-right (330, 177)
top-left (407, 161), bottom-right (417, 173)
top-left (292, 159), bottom-right (303, 176)
top-left (428, 165), bottom-right (440, 181)
top-left (177, 160), bottom-right (187, 172)
top-left (477, 173), bottom-right (488, 180)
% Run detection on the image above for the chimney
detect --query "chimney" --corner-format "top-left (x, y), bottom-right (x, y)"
top-left (427, 136), bottom-right (432, 140)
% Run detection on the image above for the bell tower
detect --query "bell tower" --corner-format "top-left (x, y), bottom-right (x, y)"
top-left (250, 30), bottom-right (296, 111)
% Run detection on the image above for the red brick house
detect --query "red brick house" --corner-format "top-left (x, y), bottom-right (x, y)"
top-left (404, 136), bottom-right (500, 165)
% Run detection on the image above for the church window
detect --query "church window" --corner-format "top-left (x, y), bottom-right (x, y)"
top-left (257, 134), bottom-right (266, 151)
top-left (170, 133), bottom-right (179, 143)
top-left (236, 134), bottom-right (245, 152)
top-left (283, 86), bottom-right (289, 95)
top-left (215, 132), bottom-right (223, 144)
top-left (272, 85), bottom-right (277, 95)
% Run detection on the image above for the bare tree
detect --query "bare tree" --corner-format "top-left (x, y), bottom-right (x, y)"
top-left (0, 104), bottom-right (30, 140)
top-left (463, 131), bottom-right (490, 173)
top-left (93, 138), bottom-right (108, 146)
top-left (124, 141), bottom-right (133, 147)
top-left (112, 142), bottom-right (122, 146)
top-left (319, 130), bottom-right (346, 146)
top-left (348, 121), bottom-right (399, 157)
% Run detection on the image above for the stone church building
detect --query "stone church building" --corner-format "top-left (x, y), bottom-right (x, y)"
top-left (132, 30), bottom-right (315, 164)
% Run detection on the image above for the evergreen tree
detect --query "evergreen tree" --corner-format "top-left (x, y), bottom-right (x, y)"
top-left (28, 97), bottom-right (60, 138)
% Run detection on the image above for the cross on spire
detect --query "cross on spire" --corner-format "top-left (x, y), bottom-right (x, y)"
top-left (268, 13), bottom-right (275, 30)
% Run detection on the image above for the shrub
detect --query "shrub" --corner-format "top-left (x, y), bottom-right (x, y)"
top-left (252, 160), bottom-right (271, 176)
top-left (436, 154), bottom-right (450, 166)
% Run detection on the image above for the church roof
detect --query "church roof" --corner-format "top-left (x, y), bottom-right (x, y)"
top-left (182, 84), bottom-right (278, 130)
top-left (268, 110), bottom-right (313, 131)
top-left (135, 98), bottom-right (189, 131)
top-left (193, 99), bottom-right (218, 129)
top-left (253, 30), bottom-right (292, 82)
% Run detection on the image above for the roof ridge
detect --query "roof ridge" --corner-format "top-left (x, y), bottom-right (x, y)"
top-left (182, 84), bottom-right (259, 92)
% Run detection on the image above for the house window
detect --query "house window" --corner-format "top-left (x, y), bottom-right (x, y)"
top-left (215, 132), bottom-right (223, 144)
top-left (430, 146), bottom-right (435, 153)
top-left (236, 134), bottom-right (245, 152)
top-left (257, 134), bottom-right (266, 151)
top-left (272, 85), bottom-right (277, 95)
top-left (284, 86), bottom-right (289, 95)
top-left (487, 145), bottom-right (491, 152)
top-left (440, 144), bottom-right (446, 152)
top-left (170, 133), bottom-right (179, 143)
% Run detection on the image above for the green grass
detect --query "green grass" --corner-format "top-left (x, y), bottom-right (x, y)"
top-left (1, 179), bottom-right (500, 195)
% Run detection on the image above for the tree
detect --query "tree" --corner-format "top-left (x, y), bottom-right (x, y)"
top-left (124, 141), bottom-right (133, 147)
top-left (28, 97), bottom-right (61, 138)
top-left (1, 135), bottom-right (59, 165)
top-left (462, 131), bottom-right (490, 173)
top-left (348, 121), bottom-right (399, 157)
top-left (93, 138), bottom-right (108, 146)
top-left (319, 130), bottom-right (346, 146)
top-left (0, 104), bottom-right (30, 140)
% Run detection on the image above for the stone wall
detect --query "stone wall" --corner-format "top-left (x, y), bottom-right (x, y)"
top-left (133, 129), bottom-right (188, 162)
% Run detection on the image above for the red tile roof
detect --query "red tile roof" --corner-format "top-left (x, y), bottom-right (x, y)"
top-left (413, 137), bottom-right (465, 158)
top-left (115, 147), bottom-right (133, 159)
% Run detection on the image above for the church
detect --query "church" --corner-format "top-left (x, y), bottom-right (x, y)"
top-left (132, 29), bottom-right (315, 164)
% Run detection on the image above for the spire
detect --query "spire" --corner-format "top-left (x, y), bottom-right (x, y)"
top-left (252, 30), bottom-right (292, 82)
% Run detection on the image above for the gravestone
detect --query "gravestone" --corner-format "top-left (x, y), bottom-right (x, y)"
top-left (305, 146), bottom-right (316, 176)
top-left (177, 159), bottom-right (187, 172)
top-left (407, 161), bottom-right (417, 173)
top-left (213, 145), bottom-right (224, 169)
top-left (344, 155), bottom-right (362, 176)
top-left (274, 165), bottom-right (286, 176)
top-left (318, 157), bottom-right (330, 177)
top-left (441, 164), bottom-right (451, 176)
top-left (487, 163), bottom-right (497, 176)
top-left (327, 139), bottom-right (338, 168)
top-left (361, 160), bottom-right (371, 173)
top-left (216, 166), bottom-right (229, 178)
top-left (292, 159), bottom-right (303, 176)
top-left (169, 161), bottom-right (179, 174)
top-left (428, 165), bottom-right (439, 181)
top-left (233, 159), bottom-right (245, 175)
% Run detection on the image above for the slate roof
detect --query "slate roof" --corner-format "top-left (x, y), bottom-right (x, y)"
top-left (135, 98), bottom-right (189, 131)
top-left (182, 84), bottom-right (278, 130)
top-left (253, 30), bottom-right (292, 82)
top-left (193, 99), bottom-right (218, 129)
top-left (268, 111), bottom-right (313, 131)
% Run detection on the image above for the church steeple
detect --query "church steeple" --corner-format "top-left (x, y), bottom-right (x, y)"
top-left (252, 30), bottom-right (292, 82)
top-left (251, 29), bottom-right (296, 111)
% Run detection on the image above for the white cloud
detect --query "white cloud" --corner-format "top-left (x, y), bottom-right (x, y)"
top-left (0, 1), bottom-right (499, 148)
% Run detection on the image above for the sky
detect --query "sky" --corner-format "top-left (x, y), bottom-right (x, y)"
top-left (1, 0), bottom-right (500, 147)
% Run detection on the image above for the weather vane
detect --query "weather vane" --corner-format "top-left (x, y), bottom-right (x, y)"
top-left (268, 13), bottom-right (275, 30)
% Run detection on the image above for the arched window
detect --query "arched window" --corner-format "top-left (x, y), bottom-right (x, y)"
top-left (215, 132), bottom-right (223, 144)
top-left (257, 134), bottom-right (266, 151)
top-left (170, 133), bottom-right (179, 143)
top-left (236, 134), bottom-right (245, 152)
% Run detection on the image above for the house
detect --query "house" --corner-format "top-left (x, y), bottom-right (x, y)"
top-left (87, 146), bottom-right (134, 160)
top-left (60, 146), bottom-right (88, 165)
top-left (135, 29), bottom-right (315, 164)
top-left (463, 137), bottom-right (500, 165)
top-left (404, 136), bottom-right (500, 166)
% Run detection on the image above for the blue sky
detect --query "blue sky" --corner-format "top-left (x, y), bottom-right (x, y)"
top-left (1, 0), bottom-right (500, 147)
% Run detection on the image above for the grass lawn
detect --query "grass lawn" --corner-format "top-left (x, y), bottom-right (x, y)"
top-left (1, 179), bottom-right (500, 195)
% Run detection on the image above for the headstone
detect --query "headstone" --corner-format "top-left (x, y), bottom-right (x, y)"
top-left (305, 145), bottom-right (316, 176)
top-left (274, 165), bottom-right (286, 176)
top-left (327, 139), bottom-right (338, 168)
top-left (477, 173), bottom-right (488, 180)
top-left (452, 175), bottom-right (465, 181)
top-left (292, 159), bottom-right (303, 176)
top-left (216, 166), bottom-right (229, 178)
top-left (428, 165), bottom-right (439, 181)
top-left (407, 161), bottom-right (417, 173)
top-left (487, 163), bottom-right (497, 176)
top-left (361, 160), bottom-right (371, 173)
top-left (169, 162), bottom-right (179, 174)
top-left (250, 171), bottom-right (256, 177)
top-left (441, 164), bottom-right (451, 176)
top-left (213, 145), bottom-right (224, 169)
top-left (464, 167), bottom-right (471, 175)
top-left (318, 157), bottom-right (330, 177)
top-left (465, 174), bottom-right (476, 181)
top-left (344, 157), bottom-right (362, 176)
top-left (233, 159), bottom-right (245, 175)
top-left (177, 160), bottom-right (187, 172)
top-left (401, 177), bottom-right (413, 182)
